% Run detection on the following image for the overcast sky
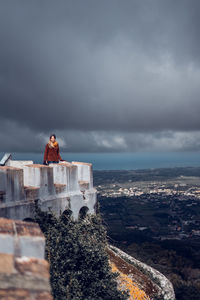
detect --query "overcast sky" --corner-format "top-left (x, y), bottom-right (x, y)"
top-left (1, 0), bottom-right (200, 153)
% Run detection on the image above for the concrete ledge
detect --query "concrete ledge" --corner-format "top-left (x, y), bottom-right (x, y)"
top-left (23, 165), bottom-right (55, 198)
top-left (0, 218), bottom-right (52, 299)
top-left (0, 167), bottom-right (25, 202)
top-left (72, 161), bottom-right (93, 189)
top-left (79, 180), bottom-right (89, 191)
top-left (49, 163), bottom-right (79, 192)
top-left (15, 257), bottom-right (50, 278)
top-left (0, 273), bottom-right (51, 292)
top-left (0, 218), bottom-right (45, 258)
top-left (54, 184), bottom-right (66, 194)
top-left (6, 160), bottom-right (33, 168)
top-left (0, 157), bottom-right (97, 221)
top-left (109, 245), bottom-right (175, 300)
top-left (24, 186), bottom-right (39, 202)
top-left (71, 161), bottom-right (92, 166)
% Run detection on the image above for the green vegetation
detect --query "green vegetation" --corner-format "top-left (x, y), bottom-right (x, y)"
top-left (34, 201), bottom-right (129, 300)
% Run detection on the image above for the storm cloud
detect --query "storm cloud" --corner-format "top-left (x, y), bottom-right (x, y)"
top-left (1, 0), bottom-right (200, 152)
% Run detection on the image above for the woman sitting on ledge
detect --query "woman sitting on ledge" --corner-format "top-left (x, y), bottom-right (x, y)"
top-left (43, 134), bottom-right (66, 165)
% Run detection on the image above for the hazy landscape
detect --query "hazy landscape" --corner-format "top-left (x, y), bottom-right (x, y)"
top-left (94, 167), bottom-right (200, 300)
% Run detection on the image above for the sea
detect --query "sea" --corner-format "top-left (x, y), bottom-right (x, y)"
top-left (1, 151), bottom-right (200, 170)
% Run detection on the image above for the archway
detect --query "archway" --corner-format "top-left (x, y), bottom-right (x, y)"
top-left (61, 208), bottom-right (73, 222)
top-left (78, 206), bottom-right (89, 220)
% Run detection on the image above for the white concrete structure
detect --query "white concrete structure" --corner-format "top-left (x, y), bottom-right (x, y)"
top-left (109, 245), bottom-right (175, 300)
top-left (0, 156), bottom-right (97, 221)
top-left (0, 218), bottom-right (52, 298)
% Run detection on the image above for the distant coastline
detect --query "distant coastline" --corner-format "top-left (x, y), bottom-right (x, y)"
top-left (1, 151), bottom-right (200, 170)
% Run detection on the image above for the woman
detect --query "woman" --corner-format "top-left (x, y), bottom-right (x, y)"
top-left (43, 134), bottom-right (65, 165)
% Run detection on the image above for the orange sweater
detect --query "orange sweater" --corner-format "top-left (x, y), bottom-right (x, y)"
top-left (43, 143), bottom-right (63, 162)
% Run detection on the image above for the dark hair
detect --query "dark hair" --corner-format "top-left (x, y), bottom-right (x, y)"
top-left (50, 134), bottom-right (56, 139)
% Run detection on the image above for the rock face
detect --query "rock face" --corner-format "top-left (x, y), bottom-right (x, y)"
top-left (0, 217), bottom-right (52, 299)
top-left (0, 155), bottom-right (97, 221)
top-left (108, 245), bottom-right (175, 300)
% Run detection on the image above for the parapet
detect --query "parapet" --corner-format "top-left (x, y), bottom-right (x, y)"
top-left (108, 245), bottom-right (176, 300)
top-left (0, 217), bottom-right (52, 299)
top-left (0, 156), bottom-right (97, 221)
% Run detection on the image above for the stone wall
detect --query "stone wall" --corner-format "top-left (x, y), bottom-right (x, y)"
top-left (0, 217), bottom-right (52, 299)
top-left (0, 158), bottom-right (97, 221)
top-left (108, 245), bottom-right (175, 300)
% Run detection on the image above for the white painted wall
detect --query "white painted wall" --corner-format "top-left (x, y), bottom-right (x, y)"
top-left (0, 158), bottom-right (97, 221)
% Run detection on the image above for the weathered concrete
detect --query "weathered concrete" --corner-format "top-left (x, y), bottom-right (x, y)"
top-left (0, 218), bottom-right (52, 299)
top-left (109, 245), bottom-right (176, 300)
top-left (0, 218), bottom-right (45, 259)
top-left (0, 166), bottom-right (25, 203)
top-left (0, 157), bottom-right (97, 221)
top-left (6, 159), bottom-right (33, 168)
top-left (72, 161), bottom-right (94, 189)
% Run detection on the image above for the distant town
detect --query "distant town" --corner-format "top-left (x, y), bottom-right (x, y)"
top-left (93, 167), bottom-right (200, 299)
top-left (94, 168), bottom-right (200, 241)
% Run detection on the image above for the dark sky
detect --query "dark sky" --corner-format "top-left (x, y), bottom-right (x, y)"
top-left (1, 0), bottom-right (200, 153)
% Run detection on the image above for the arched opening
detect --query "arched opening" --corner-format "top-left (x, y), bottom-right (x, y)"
top-left (78, 206), bottom-right (89, 220)
top-left (61, 208), bottom-right (73, 223)
top-left (62, 208), bottom-right (73, 218)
